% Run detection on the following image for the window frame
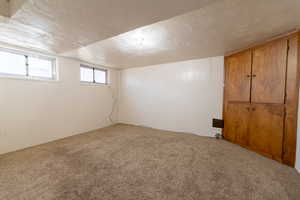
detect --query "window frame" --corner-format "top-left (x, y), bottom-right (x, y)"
top-left (80, 64), bottom-right (108, 85)
top-left (0, 47), bottom-right (57, 81)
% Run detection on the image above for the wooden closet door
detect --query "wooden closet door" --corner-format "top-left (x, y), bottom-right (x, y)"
top-left (251, 39), bottom-right (288, 103)
top-left (248, 104), bottom-right (284, 161)
top-left (225, 50), bottom-right (252, 102)
top-left (224, 103), bottom-right (250, 146)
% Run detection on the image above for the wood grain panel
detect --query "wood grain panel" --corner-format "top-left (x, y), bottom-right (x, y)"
top-left (248, 104), bottom-right (284, 162)
top-left (225, 51), bottom-right (252, 102)
top-left (223, 31), bottom-right (299, 167)
top-left (224, 103), bottom-right (250, 145)
top-left (282, 33), bottom-right (300, 166)
top-left (252, 39), bottom-right (288, 103)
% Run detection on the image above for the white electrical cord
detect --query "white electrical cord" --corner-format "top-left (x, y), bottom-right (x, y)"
top-left (108, 85), bottom-right (118, 124)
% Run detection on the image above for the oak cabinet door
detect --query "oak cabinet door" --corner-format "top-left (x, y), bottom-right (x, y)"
top-left (225, 51), bottom-right (252, 102)
top-left (251, 39), bottom-right (288, 104)
top-left (224, 103), bottom-right (250, 146)
top-left (248, 104), bottom-right (284, 161)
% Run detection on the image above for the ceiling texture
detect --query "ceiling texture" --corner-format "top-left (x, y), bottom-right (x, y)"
top-left (1, 0), bottom-right (300, 69)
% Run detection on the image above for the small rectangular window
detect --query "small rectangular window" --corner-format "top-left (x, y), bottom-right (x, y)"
top-left (28, 57), bottom-right (54, 79)
top-left (80, 66), bottom-right (94, 82)
top-left (94, 69), bottom-right (107, 84)
top-left (80, 65), bottom-right (107, 84)
top-left (0, 48), bottom-right (56, 80)
top-left (0, 51), bottom-right (26, 76)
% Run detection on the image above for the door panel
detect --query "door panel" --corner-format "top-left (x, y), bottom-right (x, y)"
top-left (225, 51), bottom-right (252, 102)
top-left (224, 103), bottom-right (250, 146)
top-left (248, 104), bottom-right (284, 161)
top-left (252, 39), bottom-right (288, 103)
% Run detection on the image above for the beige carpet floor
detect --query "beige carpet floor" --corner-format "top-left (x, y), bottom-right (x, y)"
top-left (0, 124), bottom-right (300, 200)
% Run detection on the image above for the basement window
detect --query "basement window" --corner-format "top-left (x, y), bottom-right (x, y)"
top-left (0, 48), bottom-right (56, 80)
top-left (80, 65), bottom-right (107, 84)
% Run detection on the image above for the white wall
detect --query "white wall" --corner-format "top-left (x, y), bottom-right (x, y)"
top-left (118, 56), bottom-right (224, 137)
top-left (0, 56), bottom-right (119, 154)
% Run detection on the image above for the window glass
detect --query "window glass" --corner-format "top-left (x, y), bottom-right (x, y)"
top-left (0, 51), bottom-right (26, 76)
top-left (94, 69), bottom-right (107, 84)
top-left (28, 57), bottom-right (53, 78)
top-left (80, 67), bottom-right (93, 82)
top-left (80, 65), bottom-right (108, 84)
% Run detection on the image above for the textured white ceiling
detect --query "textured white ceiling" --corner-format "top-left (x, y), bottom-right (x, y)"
top-left (1, 0), bottom-right (300, 69)
top-left (64, 0), bottom-right (300, 68)
top-left (0, 0), bottom-right (214, 53)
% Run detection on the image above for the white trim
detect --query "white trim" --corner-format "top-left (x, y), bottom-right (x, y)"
top-left (80, 82), bottom-right (109, 87)
top-left (0, 41), bottom-right (120, 70)
top-left (0, 46), bottom-right (56, 61)
top-left (0, 73), bottom-right (60, 83)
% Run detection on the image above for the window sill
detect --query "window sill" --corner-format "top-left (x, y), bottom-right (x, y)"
top-left (0, 74), bottom-right (59, 83)
top-left (80, 81), bottom-right (109, 87)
